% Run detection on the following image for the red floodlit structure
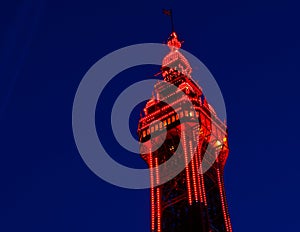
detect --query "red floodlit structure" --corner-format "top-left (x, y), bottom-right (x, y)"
top-left (138, 32), bottom-right (232, 232)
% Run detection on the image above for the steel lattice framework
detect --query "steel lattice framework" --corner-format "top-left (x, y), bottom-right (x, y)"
top-left (138, 32), bottom-right (232, 232)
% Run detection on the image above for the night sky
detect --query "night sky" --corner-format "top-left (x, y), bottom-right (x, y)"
top-left (1, 0), bottom-right (300, 231)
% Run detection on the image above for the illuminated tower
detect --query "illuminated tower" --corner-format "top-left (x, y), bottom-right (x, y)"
top-left (137, 32), bottom-right (232, 232)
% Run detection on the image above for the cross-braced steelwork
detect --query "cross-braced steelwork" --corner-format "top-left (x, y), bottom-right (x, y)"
top-left (138, 32), bottom-right (232, 232)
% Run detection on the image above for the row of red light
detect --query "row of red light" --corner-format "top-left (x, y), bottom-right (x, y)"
top-left (218, 162), bottom-right (232, 232)
top-left (149, 150), bottom-right (155, 231)
top-left (197, 130), bottom-right (208, 205)
top-left (216, 166), bottom-right (232, 232)
top-left (162, 51), bottom-right (192, 75)
top-left (140, 98), bottom-right (211, 130)
top-left (140, 86), bottom-right (201, 123)
top-left (195, 143), bottom-right (204, 203)
top-left (155, 158), bottom-right (161, 232)
top-left (189, 140), bottom-right (199, 202)
top-left (142, 109), bottom-right (199, 138)
top-left (182, 131), bottom-right (192, 205)
top-left (194, 128), bottom-right (205, 204)
top-left (141, 76), bottom-right (227, 130)
top-left (222, 178), bottom-right (232, 232)
top-left (162, 52), bottom-right (180, 67)
top-left (140, 103), bottom-right (205, 136)
top-left (193, 106), bottom-right (226, 133)
top-left (198, 125), bottom-right (209, 206)
top-left (141, 96), bottom-right (219, 131)
top-left (200, 159), bottom-right (208, 206)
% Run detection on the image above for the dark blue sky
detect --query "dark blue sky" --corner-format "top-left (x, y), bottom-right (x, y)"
top-left (1, 0), bottom-right (300, 231)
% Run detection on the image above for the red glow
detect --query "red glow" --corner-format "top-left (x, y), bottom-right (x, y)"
top-left (155, 158), bottom-right (161, 232)
top-left (138, 31), bottom-right (232, 231)
top-left (190, 140), bottom-right (199, 202)
top-left (149, 150), bottom-right (155, 231)
top-left (183, 131), bottom-right (192, 205)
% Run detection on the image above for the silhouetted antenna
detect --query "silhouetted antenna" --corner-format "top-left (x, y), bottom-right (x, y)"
top-left (162, 9), bottom-right (174, 32)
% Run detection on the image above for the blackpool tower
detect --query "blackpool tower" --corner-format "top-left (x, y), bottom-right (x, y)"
top-left (137, 31), bottom-right (232, 232)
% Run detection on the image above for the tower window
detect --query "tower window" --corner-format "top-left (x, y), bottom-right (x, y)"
top-left (172, 115), bottom-right (175, 122)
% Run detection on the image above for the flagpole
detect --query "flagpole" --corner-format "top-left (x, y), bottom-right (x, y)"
top-left (170, 9), bottom-right (174, 32)
top-left (163, 9), bottom-right (175, 33)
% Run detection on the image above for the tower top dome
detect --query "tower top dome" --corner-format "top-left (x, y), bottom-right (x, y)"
top-left (167, 32), bottom-right (182, 50)
top-left (162, 31), bottom-right (192, 78)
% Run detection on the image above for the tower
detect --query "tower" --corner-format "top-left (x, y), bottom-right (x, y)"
top-left (137, 32), bottom-right (232, 232)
